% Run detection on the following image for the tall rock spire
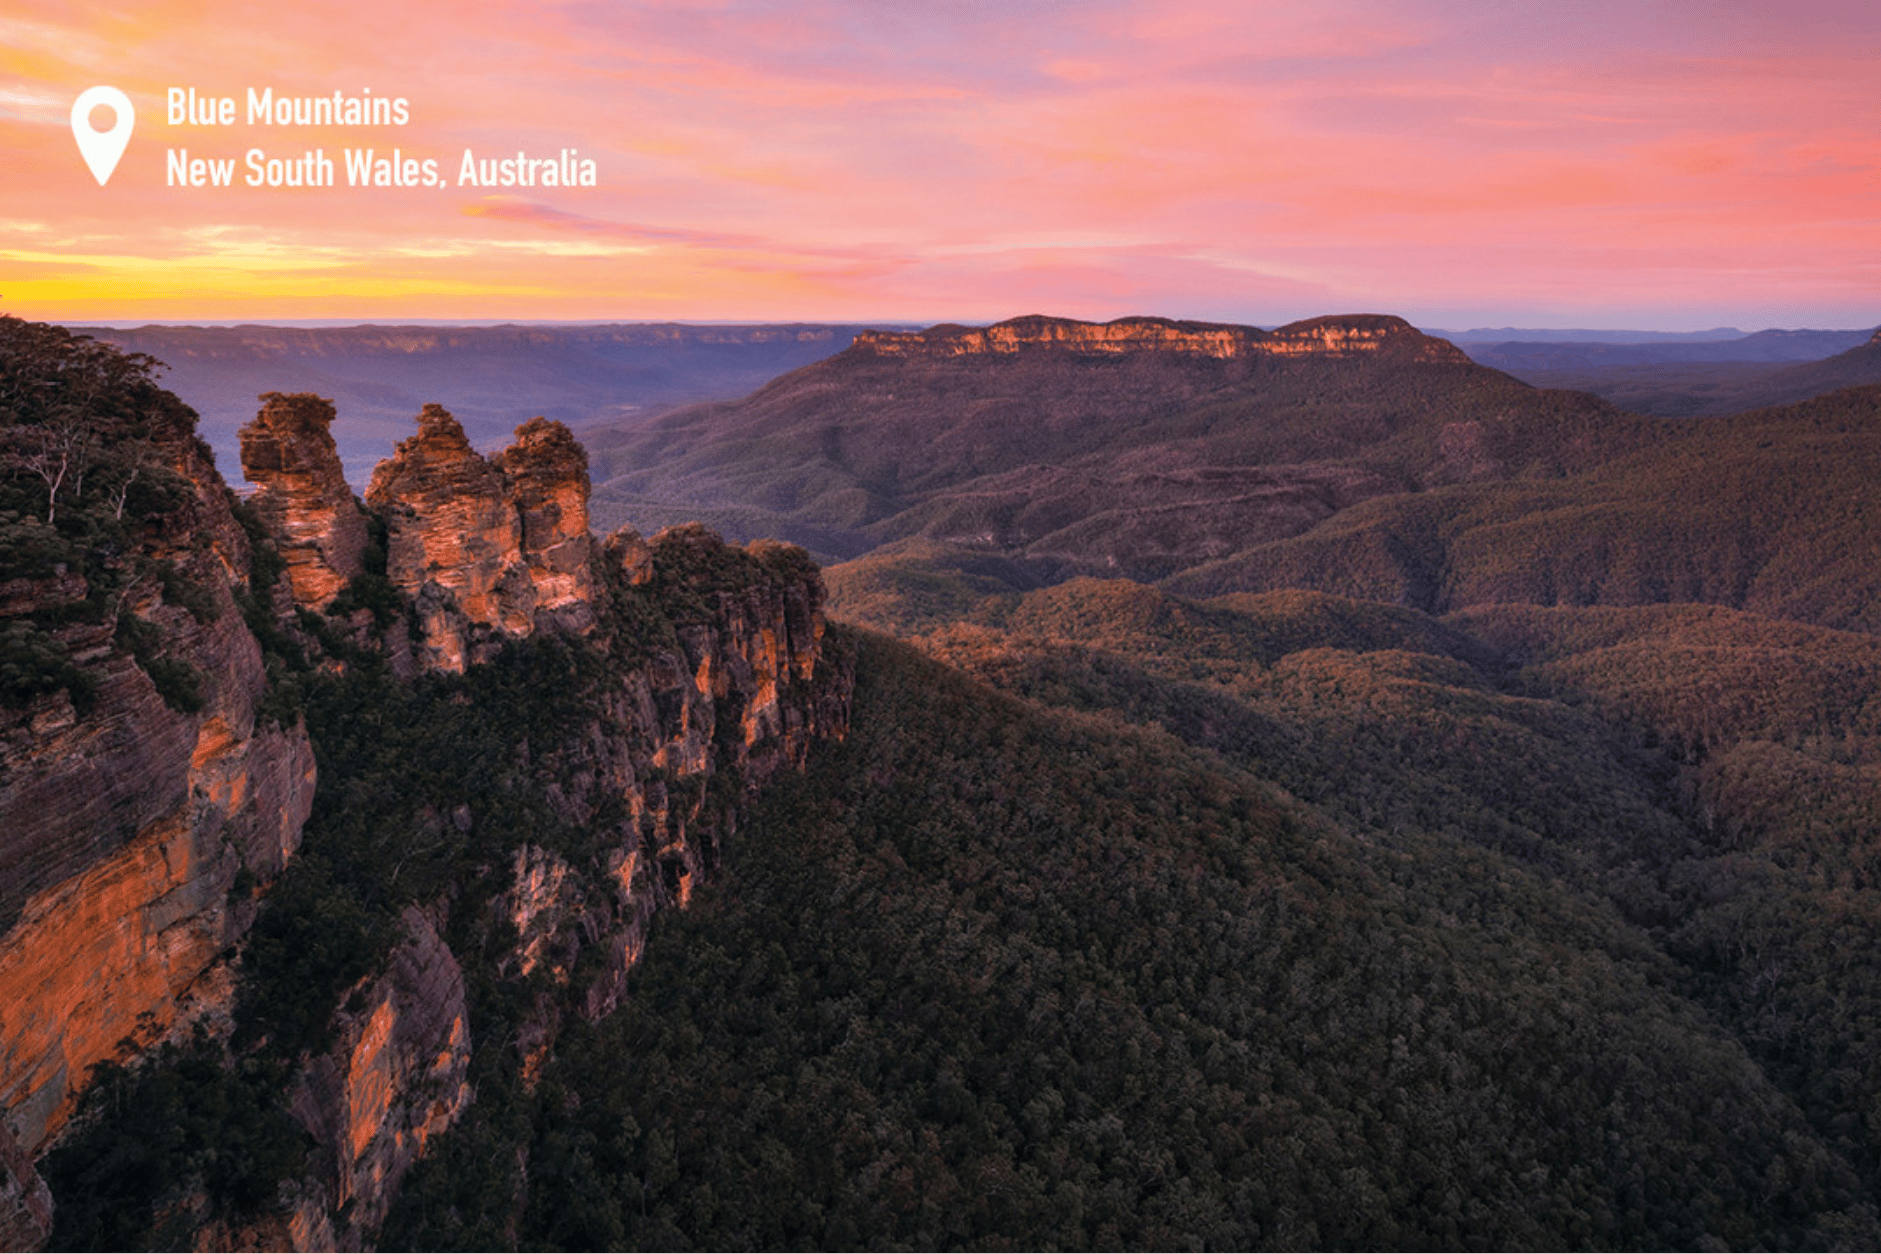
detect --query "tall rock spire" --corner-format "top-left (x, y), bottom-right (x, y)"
top-left (239, 392), bottom-right (369, 607)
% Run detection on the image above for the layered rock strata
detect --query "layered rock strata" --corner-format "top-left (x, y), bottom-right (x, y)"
top-left (239, 393), bottom-right (368, 608)
top-left (361, 407), bottom-right (601, 671)
top-left (854, 312), bottom-right (1472, 364)
top-left (0, 416), bottom-right (319, 1246)
top-left (496, 416), bottom-right (597, 627)
top-left (282, 906), bottom-right (472, 1250)
top-left (225, 402), bottom-right (848, 1247)
top-left (5, 374), bottom-right (849, 1250)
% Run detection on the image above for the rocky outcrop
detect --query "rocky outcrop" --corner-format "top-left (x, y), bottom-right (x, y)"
top-left (366, 407), bottom-right (604, 672)
top-left (488, 524), bottom-right (848, 1067)
top-left (0, 1119), bottom-right (52, 1252)
top-left (0, 496), bottom-right (314, 1159)
top-left (2, 331), bottom-right (849, 1251)
top-left (239, 393), bottom-right (368, 608)
top-left (1262, 314), bottom-right (1473, 363)
top-left (853, 313), bottom-right (1472, 364)
top-left (365, 404), bottom-right (521, 671)
top-left (495, 417), bottom-right (597, 630)
top-left (283, 905), bottom-right (471, 1250)
top-left (1, 383), bottom-right (319, 1246)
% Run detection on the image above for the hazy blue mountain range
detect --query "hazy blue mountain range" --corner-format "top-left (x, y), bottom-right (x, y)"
top-left (77, 322), bottom-right (905, 485)
top-left (1462, 327), bottom-right (1880, 416)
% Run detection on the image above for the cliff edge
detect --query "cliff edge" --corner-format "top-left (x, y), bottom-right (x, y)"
top-left (0, 327), bottom-right (851, 1250)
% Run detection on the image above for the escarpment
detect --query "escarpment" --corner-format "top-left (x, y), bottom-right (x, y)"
top-left (239, 393), bottom-right (368, 609)
top-left (214, 408), bottom-right (850, 1248)
top-left (851, 312), bottom-right (1472, 364)
top-left (363, 404), bottom-right (601, 670)
top-left (0, 323), bottom-right (318, 1250)
top-left (2, 327), bottom-right (850, 1253)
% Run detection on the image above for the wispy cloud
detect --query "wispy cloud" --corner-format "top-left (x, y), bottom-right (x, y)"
top-left (3, 0), bottom-right (1877, 326)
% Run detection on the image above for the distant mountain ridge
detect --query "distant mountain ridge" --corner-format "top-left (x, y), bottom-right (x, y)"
top-left (1468, 325), bottom-right (1881, 416)
top-left (853, 312), bottom-right (1472, 363)
top-left (77, 322), bottom-right (896, 484)
top-left (1435, 325), bottom-right (1751, 344)
top-left (585, 311), bottom-right (1643, 577)
top-left (1467, 327), bottom-right (1875, 369)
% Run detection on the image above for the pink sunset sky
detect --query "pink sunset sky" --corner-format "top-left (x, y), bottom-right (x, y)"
top-left (2, 0), bottom-right (1877, 329)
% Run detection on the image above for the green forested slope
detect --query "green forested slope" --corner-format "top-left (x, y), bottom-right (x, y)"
top-left (1166, 386), bottom-right (1881, 634)
top-left (823, 567), bottom-right (1881, 1239)
top-left (387, 631), bottom-right (1875, 1250)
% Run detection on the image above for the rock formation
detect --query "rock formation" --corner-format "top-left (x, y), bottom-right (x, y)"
top-left (495, 416), bottom-right (597, 629)
top-left (239, 393), bottom-right (368, 608)
top-left (3, 330), bottom-right (850, 1251)
top-left (852, 313), bottom-right (1473, 364)
top-left (281, 906), bottom-right (471, 1250)
top-left (363, 406), bottom-right (603, 671)
top-left (0, 393), bottom-right (318, 1248)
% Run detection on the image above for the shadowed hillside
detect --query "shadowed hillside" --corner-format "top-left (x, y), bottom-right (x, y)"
top-left (383, 630), bottom-right (1879, 1250)
top-left (825, 567), bottom-right (1881, 1233)
top-left (586, 313), bottom-right (1651, 574)
top-left (1163, 384), bottom-right (1881, 635)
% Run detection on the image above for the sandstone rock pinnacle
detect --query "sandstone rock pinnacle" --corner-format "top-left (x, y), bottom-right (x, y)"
top-left (239, 392), bottom-right (369, 607)
top-left (366, 407), bottom-right (601, 671)
top-left (496, 417), bottom-right (596, 623)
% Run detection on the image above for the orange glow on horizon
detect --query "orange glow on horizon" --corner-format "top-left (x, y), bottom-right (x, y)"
top-left (3, 0), bottom-right (1877, 329)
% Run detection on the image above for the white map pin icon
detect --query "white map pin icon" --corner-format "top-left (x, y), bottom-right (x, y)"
top-left (72, 86), bottom-right (135, 186)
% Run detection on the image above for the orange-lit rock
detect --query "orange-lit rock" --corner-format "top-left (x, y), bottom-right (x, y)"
top-left (855, 313), bottom-right (1472, 365)
top-left (2, 377), bottom-right (850, 1250)
top-left (496, 417), bottom-right (596, 625)
top-left (367, 409), bottom-right (604, 671)
top-left (605, 526), bottom-right (655, 586)
top-left (0, 712), bottom-right (315, 1152)
top-left (239, 393), bottom-right (369, 608)
top-left (0, 567), bottom-right (315, 1164)
top-left (286, 905), bottom-right (470, 1249)
top-left (367, 404), bottom-right (522, 670)
top-left (0, 372), bottom-right (320, 1248)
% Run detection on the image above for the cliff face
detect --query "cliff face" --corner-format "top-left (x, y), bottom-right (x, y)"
top-left (852, 313), bottom-right (1472, 364)
top-left (216, 402), bottom-right (849, 1248)
top-left (361, 406), bottom-right (601, 671)
top-left (495, 416), bottom-right (597, 629)
top-left (280, 905), bottom-right (471, 1251)
top-left (0, 448), bottom-right (314, 1161)
top-left (3, 315), bottom-right (851, 1254)
top-left (239, 393), bottom-right (368, 609)
top-left (499, 529), bottom-right (844, 1036)
top-left (0, 347), bottom-right (320, 1250)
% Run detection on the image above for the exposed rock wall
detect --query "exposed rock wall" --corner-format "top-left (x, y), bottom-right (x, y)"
top-left (6, 372), bottom-right (849, 1251)
top-left (362, 407), bottom-right (602, 671)
top-left (500, 530), bottom-right (848, 1033)
top-left (257, 521), bottom-right (849, 1249)
top-left (0, 410), bottom-right (319, 1246)
top-left (496, 416), bottom-right (597, 629)
top-left (224, 404), bottom-right (849, 1248)
top-left (239, 393), bottom-right (368, 609)
top-left (853, 313), bottom-right (1472, 364)
top-left (0, 540), bottom-right (314, 1159)
top-left (283, 905), bottom-right (472, 1250)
